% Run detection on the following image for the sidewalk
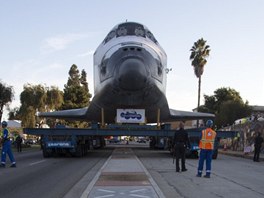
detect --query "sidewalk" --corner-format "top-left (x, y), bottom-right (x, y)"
top-left (80, 147), bottom-right (166, 198)
top-left (218, 149), bottom-right (263, 161)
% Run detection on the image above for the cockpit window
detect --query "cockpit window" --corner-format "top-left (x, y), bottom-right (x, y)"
top-left (103, 22), bottom-right (158, 44)
top-left (146, 31), bottom-right (157, 43)
top-left (103, 30), bottom-right (116, 44)
top-left (116, 23), bottom-right (145, 37)
top-left (117, 26), bottom-right (127, 36)
top-left (135, 26), bottom-right (145, 37)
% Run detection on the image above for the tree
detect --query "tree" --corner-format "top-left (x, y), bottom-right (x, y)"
top-left (0, 81), bottom-right (14, 122)
top-left (80, 70), bottom-right (89, 92)
top-left (8, 107), bottom-right (20, 120)
top-left (217, 100), bottom-right (251, 128)
top-left (19, 84), bottom-right (46, 127)
top-left (20, 106), bottom-right (36, 128)
top-left (80, 69), bottom-right (92, 102)
top-left (18, 84), bottom-right (63, 127)
top-left (20, 84), bottom-right (46, 112)
top-left (62, 64), bottom-right (91, 110)
top-left (62, 64), bottom-right (92, 127)
top-left (190, 38), bottom-right (210, 111)
top-left (46, 86), bottom-right (63, 112)
top-left (199, 87), bottom-right (252, 128)
top-left (203, 87), bottom-right (243, 114)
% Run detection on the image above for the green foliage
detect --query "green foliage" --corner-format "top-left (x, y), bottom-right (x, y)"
top-left (200, 87), bottom-right (252, 128)
top-left (189, 38), bottom-right (210, 116)
top-left (204, 87), bottom-right (243, 114)
top-left (80, 69), bottom-right (92, 104)
top-left (0, 81), bottom-right (14, 122)
top-left (14, 64), bottom-right (91, 128)
top-left (19, 84), bottom-right (46, 127)
top-left (217, 100), bottom-right (251, 128)
top-left (20, 84), bottom-right (46, 112)
top-left (202, 95), bottom-right (216, 113)
top-left (62, 64), bottom-right (92, 127)
top-left (46, 86), bottom-right (63, 111)
top-left (190, 38), bottom-right (210, 78)
top-left (8, 107), bottom-right (20, 120)
top-left (20, 106), bottom-right (36, 128)
top-left (62, 64), bottom-right (91, 110)
top-left (19, 84), bottom-right (63, 127)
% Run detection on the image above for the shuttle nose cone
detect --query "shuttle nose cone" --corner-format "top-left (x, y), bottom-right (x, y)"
top-left (118, 59), bottom-right (147, 91)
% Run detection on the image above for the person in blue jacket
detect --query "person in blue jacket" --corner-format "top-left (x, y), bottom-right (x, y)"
top-left (1, 121), bottom-right (16, 167)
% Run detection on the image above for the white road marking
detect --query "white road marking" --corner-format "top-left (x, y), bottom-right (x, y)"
top-left (130, 188), bottom-right (147, 193)
top-left (130, 194), bottom-right (150, 198)
top-left (29, 160), bottom-right (46, 166)
top-left (94, 194), bottom-right (114, 198)
top-left (98, 189), bottom-right (115, 193)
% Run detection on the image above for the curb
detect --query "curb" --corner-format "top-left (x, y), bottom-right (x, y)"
top-left (218, 150), bottom-right (263, 161)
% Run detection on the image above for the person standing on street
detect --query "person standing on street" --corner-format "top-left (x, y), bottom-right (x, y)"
top-left (196, 120), bottom-right (216, 178)
top-left (173, 121), bottom-right (190, 172)
top-left (1, 121), bottom-right (16, 168)
top-left (15, 135), bottom-right (23, 152)
top-left (253, 132), bottom-right (263, 162)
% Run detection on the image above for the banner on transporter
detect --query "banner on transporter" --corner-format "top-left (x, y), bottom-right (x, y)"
top-left (116, 109), bottom-right (145, 123)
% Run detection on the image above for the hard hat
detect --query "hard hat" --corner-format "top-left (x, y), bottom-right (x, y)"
top-left (206, 120), bottom-right (213, 127)
top-left (1, 121), bottom-right (8, 127)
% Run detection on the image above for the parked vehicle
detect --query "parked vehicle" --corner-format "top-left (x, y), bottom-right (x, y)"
top-left (24, 138), bottom-right (37, 145)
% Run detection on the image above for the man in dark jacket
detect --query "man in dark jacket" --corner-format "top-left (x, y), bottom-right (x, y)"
top-left (253, 132), bottom-right (263, 162)
top-left (173, 122), bottom-right (190, 172)
top-left (15, 135), bottom-right (23, 152)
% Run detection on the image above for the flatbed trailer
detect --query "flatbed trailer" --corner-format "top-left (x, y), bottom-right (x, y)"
top-left (23, 124), bottom-right (174, 157)
top-left (23, 124), bottom-right (237, 159)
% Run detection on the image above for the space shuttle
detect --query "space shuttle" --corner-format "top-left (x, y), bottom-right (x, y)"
top-left (39, 22), bottom-right (214, 124)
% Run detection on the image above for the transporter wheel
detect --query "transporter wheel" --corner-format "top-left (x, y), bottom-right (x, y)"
top-left (72, 145), bottom-right (82, 157)
top-left (42, 148), bottom-right (51, 158)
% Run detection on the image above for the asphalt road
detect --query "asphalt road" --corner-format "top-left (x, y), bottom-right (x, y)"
top-left (0, 148), bottom-right (112, 198)
top-left (1, 144), bottom-right (264, 198)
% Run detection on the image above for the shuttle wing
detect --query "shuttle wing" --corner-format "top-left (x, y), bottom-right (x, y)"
top-left (38, 107), bottom-right (214, 123)
top-left (38, 107), bottom-right (88, 120)
top-left (168, 108), bottom-right (215, 121)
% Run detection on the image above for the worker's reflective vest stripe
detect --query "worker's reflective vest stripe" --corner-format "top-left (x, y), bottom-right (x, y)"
top-left (199, 128), bottom-right (216, 150)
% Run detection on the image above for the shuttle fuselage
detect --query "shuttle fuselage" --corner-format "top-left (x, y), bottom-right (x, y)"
top-left (39, 22), bottom-right (214, 123)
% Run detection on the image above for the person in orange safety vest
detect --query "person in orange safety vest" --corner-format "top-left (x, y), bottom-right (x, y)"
top-left (196, 120), bottom-right (216, 178)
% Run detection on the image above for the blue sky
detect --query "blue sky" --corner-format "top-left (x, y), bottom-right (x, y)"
top-left (1, 1), bottom-right (264, 120)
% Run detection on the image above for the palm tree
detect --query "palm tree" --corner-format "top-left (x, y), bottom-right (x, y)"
top-left (190, 38), bottom-right (210, 112)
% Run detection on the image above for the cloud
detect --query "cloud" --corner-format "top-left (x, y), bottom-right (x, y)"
top-left (41, 33), bottom-right (90, 53)
top-left (77, 50), bottom-right (94, 57)
top-left (44, 63), bottom-right (65, 70)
